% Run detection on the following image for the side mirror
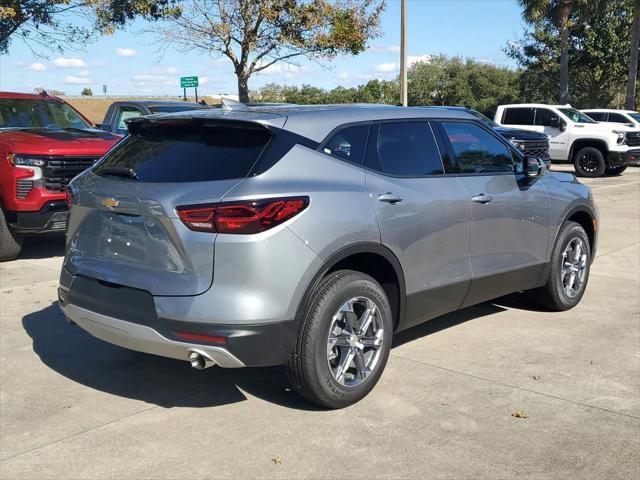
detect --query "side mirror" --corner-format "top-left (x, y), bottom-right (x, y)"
top-left (524, 156), bottom-right (547, 180)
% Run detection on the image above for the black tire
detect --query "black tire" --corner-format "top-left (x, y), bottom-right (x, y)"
top-left (287, 270), bottom-right (393, 409)
top-left (0, 207), bottom-right (22, 262)
top-left (536, 221), bottom-right (591, 311)
top-left (573, 147), bottom-right (606, 177)
top-left (605, 165), bottom-right (627, 175)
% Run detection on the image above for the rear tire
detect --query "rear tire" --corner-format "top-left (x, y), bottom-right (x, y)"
top-left (573, 147), bottom-right (606, 177)
top-left (536, 221), bottom-right (591, 311)
top-left (0, 207), bottom-right (22, 262)
top-left (605, 165), bottom-right (627, 175)
top-left (287, 270), bottom-right (393, 409)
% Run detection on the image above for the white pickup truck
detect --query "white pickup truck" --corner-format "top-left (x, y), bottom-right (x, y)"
top-left (495, 104), bottom-right (640, 177)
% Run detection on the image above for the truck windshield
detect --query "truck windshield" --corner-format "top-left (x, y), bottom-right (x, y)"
top-left (466, 109), bottom-right (500, 128)
top-left (0, 99), bottom-right (91, 130)
top-left (628, 112), bottom-right (640, 123)
top-left (559, 108), bottom-right (596, 124)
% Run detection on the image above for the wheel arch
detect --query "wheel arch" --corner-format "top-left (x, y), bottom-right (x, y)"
top-left (557, 205), bottom-right (597, 257)
top-left (294, 243), bottom-right (407, 334)
top-left (569, 138), bottom-right (609, 163)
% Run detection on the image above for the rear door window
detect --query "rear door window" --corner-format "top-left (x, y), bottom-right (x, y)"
top-left (94, 124), bottom-right (271, 182)
top-left (502, 107), bottom-right (535, 125)
top-left (322, 124), bottom-right (369, 164)
top-left (607, 113), bottom-right (630, 124)
top-left (366, 121), bottom-right (444, 176)
top-left (441, 122), bottom-right (514, 174)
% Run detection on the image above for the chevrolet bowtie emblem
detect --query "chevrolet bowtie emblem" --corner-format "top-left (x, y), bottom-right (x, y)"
top-left (101, 197), bottom-right (120, 209)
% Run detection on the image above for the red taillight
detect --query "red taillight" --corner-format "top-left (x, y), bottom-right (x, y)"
top-left (176, 197), bottom-right (309, 234)
top-left (174, 331), bottom-right (226, 345)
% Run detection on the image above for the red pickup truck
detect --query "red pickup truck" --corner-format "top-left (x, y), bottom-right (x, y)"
top-left (0, 91), bottom-right (121, 261)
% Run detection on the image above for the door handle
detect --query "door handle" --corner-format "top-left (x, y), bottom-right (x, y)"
top-left (378, 193), bottom-right (403, 204)
top-left (471, 193), bottom-right (493, 204)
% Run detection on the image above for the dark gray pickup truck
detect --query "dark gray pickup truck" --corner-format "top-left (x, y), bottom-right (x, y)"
top-left (97, 100), bottom-right (209, 135)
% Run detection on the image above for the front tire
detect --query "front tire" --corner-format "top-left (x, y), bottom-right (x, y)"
top-left (287, 270), bottom-right (393, 408)
top-left (536, 221), bottom-right (591, 311)
top-left (0, 207), bottom-right (23, 262)
top-left (605, 165), bottom-right (627, 175)
top-left (573, 147), bottom-right (606, 177)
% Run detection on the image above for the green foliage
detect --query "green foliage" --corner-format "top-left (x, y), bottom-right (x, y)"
top-left (81, 87), bottom-right (93, 96)
top-left (160, 0), bottom-right (385, 101)
top-left (508, 0), bottom-right (637, 107)
top-left (0, 1), bottom-right (179, 54)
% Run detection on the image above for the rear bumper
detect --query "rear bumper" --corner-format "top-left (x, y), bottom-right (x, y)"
top-left (608, 149), bottom-right (640, 166)
top-left (6, 200), bottom-right (67, 234)
top-left (58, 275), bottom-right (299, 367)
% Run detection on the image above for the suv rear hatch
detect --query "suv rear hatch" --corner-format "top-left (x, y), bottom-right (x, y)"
top-left (64, 116), bottom-right (283, 296)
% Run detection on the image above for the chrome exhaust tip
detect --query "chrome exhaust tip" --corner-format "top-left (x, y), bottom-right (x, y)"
top-left (188, 349), bottom-right (216, 370)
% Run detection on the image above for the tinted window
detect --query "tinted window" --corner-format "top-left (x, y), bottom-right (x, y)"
top-left (442, 122), bottom-right (514, 174)
top-left (586, 111), bottom-right (607, 121)
top-left (0, 99), bottom-right (90, 129)
top-left (323, 124), bottom-right (369, 164)
top-left (534, 108), bottom-right (556, 126)
top-left (94, 124), bottom-right (271, 182)
top-left (607, 113), bottom-right (630, 124)
top-left (502, 107), bottom-right (534, 125)
top-left (367, 122), bottom-right (443, 176)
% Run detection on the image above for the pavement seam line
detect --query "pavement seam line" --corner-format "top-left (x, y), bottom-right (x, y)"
top-left (389, 352), bottom-right (640, 421)
top-left (595, 241), bottom-right (640, 259)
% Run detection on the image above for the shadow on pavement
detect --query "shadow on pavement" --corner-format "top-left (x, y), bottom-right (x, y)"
top-left (23, 297), bottom-right (533, 410)
top-left (19, 234), bottom-right (66, 260)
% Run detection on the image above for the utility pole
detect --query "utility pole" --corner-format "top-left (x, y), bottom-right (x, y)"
top-left (400, 0), bottom-right (408, 106)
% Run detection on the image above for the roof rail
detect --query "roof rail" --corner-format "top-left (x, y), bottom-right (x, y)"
top-left (221, 98), bottom-right (249, 111)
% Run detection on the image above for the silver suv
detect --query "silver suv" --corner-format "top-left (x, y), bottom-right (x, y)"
top-left (59, 105), bottom-right (598, 408)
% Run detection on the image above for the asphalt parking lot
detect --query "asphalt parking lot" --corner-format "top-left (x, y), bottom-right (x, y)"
top-left (1, 166), bottom-right (638, 479)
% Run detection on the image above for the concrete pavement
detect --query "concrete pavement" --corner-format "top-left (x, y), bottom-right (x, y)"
top-left (1, 167), bottom-right (638, 479)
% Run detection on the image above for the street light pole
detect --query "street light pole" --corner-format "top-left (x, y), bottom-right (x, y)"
top-left (400, 0), bottom-right (408, 106)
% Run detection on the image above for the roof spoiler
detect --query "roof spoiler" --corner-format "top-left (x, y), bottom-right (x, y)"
top-left (125, 115), bottom-right (277, 135)
top-left (221, 97), bottom-right (249, 111)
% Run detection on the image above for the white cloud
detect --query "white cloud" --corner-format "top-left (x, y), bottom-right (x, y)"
top-left (369, 44), bottom-right (401, 54)
top-left (337, 72), bottom-right (349, 80)
top-left (132, 67), bottom-right (180, 87)
top-left (374, 62), bottom-right (397, 73)
top-left (53, 57), bottom-right (87, 68)
top-left (256, 62), bottom-right (307, 78)
top-left (25, 62), bottom-right (46, 71)
top-left (63, 75), bottom-right (92, 84)
top-left (408, 54), bottom-right (431, 65)
top-left (116, 48), bottom-right (137, 57)
top-left (199, 77), bottom-right (211, 85)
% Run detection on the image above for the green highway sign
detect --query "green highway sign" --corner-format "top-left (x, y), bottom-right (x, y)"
top-left (180, 76), bottom-right (199, 88)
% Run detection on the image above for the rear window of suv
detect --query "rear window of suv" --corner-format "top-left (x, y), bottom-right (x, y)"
top-left (93, 124), bottom-right (271, 182)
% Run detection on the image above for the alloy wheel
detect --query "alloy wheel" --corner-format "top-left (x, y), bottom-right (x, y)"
top-left (561, 237), bottom-right (588, 298)
top-left (326, 296), bottom-right (385, 387)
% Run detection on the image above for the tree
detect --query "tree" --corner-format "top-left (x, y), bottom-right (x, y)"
top-left (159, 0), bottom-right (385, 102)
top-left (407, 55), bottom-right (520, 116)
top-left (517, 0), bottom-right (590, 104)
top-left (0, 1), bottom-right (180, 54)
top-left (625, 0), bottom-right (640, 109)
top-left (508, 0), bottom-right (636, 108)
top-left (81, 87), bottom-right (93, 96)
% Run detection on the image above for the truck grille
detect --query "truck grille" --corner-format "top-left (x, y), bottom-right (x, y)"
top-left (16, 180), bottom-right (33, 199)
top-left (43, 156), bottom-right (98, 192)
top-left (520, 140), bottom-right (550, 159)
top-left (626, 132), bottom-right (640, 147)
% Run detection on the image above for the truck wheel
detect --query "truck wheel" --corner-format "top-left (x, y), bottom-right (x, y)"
top-left (605, 165), bottom-right (627, 175)
top-left (287, 270), bottom-right (393, 409)
top-left (573, 147), bottom-right (606, 177)
top-left (0, 207), bottom-right (23, 262)
top-left (535, 221), bottom-right (591, 311)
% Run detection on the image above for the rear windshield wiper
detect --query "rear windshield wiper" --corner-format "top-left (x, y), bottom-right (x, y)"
top-left (97, 166), bottom-right (139, 180)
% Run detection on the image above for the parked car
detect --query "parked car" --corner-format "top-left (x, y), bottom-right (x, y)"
top-left (0, 91), bottom-right (121, 261)
top-left (98, 100), bottom-right (210, 135)
top-left (581, 109), bottom-right (640, 128)
top-left (60, 105), bottom-right (597, 408)
top-left (435, 106), bottom-right (551, 167)
top-left (495, 103), bottom-right (640, 177)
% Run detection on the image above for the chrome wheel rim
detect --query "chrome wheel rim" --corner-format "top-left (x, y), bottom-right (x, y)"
top-left (326, 296), bottom-right (384, 388)
top-left (561, 237), bottom-right (588, 298)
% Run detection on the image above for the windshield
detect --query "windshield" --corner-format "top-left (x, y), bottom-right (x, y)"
top-left (0, 98), bottom-right (91, 130)
top-left (467, 109), bottom-right (499, 128)
top-left (628, 112), bottom-right (640, 123)
top-left (559, 108), bottom-right (596, 124)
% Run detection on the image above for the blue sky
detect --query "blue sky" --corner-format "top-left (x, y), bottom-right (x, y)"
top-left (0, 0), bottom-right (528, 97)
